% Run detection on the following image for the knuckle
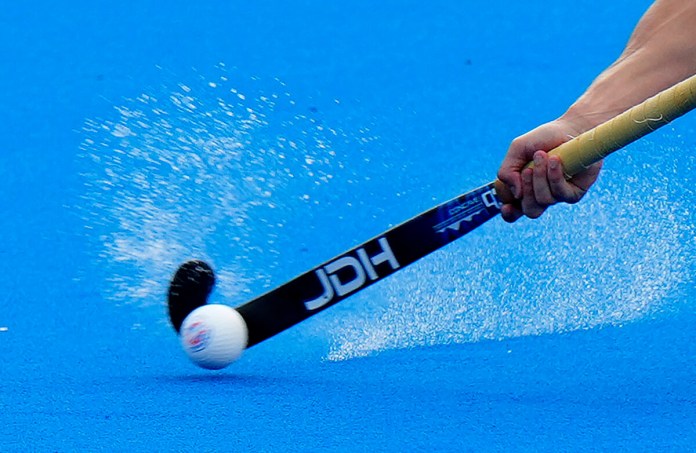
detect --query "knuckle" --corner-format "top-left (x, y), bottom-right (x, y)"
top-left (510, 136), bottom-right (525, 149)
top-left (537, 194), bottom-right (556, 206)
top-left (501, 213), bottom-right (518, 223)
top-left (501, 205), bottom-right (522, 223)
top-left (526, 209), bottom-right (544, 219)
top-left (548, 170), bottom-right (564, 184)
top-left (567, 190), bottom-right (586, 204)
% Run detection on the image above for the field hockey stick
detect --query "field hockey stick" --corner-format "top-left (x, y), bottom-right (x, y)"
top-left (169, 73), bottom-right (696, 347)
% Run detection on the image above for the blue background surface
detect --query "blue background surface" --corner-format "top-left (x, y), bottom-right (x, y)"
top-left (3, 0), bottom-right (696, 450)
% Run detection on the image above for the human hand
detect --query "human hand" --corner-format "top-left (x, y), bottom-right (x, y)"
top-left (497, 118), bottom-right (603, 222)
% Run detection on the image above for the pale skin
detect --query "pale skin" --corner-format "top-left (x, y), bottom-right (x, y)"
top-left (498, 0), bottom-right (696, 222)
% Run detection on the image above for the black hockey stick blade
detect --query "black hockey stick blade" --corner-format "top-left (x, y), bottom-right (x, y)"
top-left (167, 260), bottom-right (216, 333)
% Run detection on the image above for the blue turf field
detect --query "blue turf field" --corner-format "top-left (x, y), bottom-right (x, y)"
top-left (3, 1), bottom-right (696, 450)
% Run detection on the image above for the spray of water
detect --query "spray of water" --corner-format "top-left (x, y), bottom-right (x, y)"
top-left (327, 143), bottom-right (696, 360)
top-left (78, 64), bottom-right (377, 308)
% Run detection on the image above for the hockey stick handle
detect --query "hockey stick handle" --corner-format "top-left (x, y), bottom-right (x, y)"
top-left (495, 73), bottom-right (696, 204)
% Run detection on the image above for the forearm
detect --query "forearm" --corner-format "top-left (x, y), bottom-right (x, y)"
top-left (561, 0), bottom-right (696, 131)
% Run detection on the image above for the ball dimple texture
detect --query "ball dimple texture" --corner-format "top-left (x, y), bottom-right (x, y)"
top-left (180, 304), bottom-right (248, 370)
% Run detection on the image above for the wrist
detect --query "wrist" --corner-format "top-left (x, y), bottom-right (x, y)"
top-left (552, 113), bottom-right (594, 138)
top-left (559, 91), bottom-right (622, 133)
